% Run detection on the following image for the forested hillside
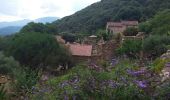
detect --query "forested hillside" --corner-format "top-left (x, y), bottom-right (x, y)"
top-left (52, 0), bottom-right (170, 34)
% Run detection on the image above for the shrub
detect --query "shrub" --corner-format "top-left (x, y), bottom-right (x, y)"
top-left (151, 58), bottom-right (170, 73)
top-left (0, 85), bottom-right (6, 100)
top-left (116, 39), bottom-right (142, 58)
top-left (61, 32), bottom-right (76, 43)
top-left (143, 35), bottom-right (170, 58)
top-left (5, 32), bottom-right (72, 69)
top-left (123, 27), bottom-right (138, 36)
top-left (0, 52), bottom-right (20, 76)
top-left (155, 80), bottom-right (170, 100)
top-left (13, 67), bottom-right (40, 93)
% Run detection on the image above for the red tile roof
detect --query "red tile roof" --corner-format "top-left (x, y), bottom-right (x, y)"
top-left (107, 21), bottom-right (138, 27)
top-left (69, 44), bottom-right (92, 57)
top-left (121, 21), bottom-right (138, 26)
top-left (107, 22), bottom-right (122, 27)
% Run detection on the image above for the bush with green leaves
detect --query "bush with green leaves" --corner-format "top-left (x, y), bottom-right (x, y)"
top-left (0, 85), bottom-right (6, 100)
top-left (155, 81), bottom-right (170, 100)
top-left (0, 52), bottom-right (20, 76)
top-left (20, 22), bottom-right (58, 34)
top-left (143, 35), bottom-right (170, 58)
top-left (151, 58), bottom-right (170, 73)
top-left (61, 32), bottom-right (76, 43)
top-left (13, 67), bottom-right (40, 93)
top-left (123, 27), bottom-right (138, 36)
top-left (5, 32), bottom-right (72, 69)
top-left (140, 9), bottom-right (170, 35)
top-left (116, 39), bottom-right (142, 58)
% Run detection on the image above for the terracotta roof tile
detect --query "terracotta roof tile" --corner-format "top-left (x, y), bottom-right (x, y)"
top-left (107, 22), bottom-right (123, 27)
top-left (121, 21), bottom-right (138, 26)
top-left (69, 44), bottom-right (92, 56)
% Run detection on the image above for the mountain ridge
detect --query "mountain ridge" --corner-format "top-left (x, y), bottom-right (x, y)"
top-left (0, 17), bottom-right (59, 36)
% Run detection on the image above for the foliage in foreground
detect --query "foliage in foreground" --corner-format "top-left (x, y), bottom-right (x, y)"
top-left (151, 58), bottom-right (170, 73)
top-left (0, 52), bottom-right (40, 98)
top-left (28, 58), bottom-right (170, 100)
top-left (28, 59), bottom-right (166, 100)
top-left (13, 67), bottom-right (41, 94)
top-left (0, 85), bottom-right (6, 100)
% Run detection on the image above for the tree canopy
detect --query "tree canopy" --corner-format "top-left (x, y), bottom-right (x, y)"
top-left (5, 32), bottom-right (71, 69)
top-left (123, 27), bottom-right (138, 36)
top-left (20, 22), bottom-right (58, 34)
top-left (139, 9), bottom-right (170, 35)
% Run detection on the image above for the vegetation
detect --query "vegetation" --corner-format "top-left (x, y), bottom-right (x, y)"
top-left (5, 32), bottom-right (72, 69)
top-left (143, 35), bottom-right (170, 58)
top-left (13, 67), bottom-right (40, 93)
top-left (123, 27), bottom-right (138, 36)
top-left (1, 0), bottom-right (170, 99)
top-left (0, 52), bottom-right (20, 76)
top-left (61, 32), bottom-right (76, 43)
top-left (140, 9), bottom-right (170, 35)
top-left (0, 85), bottom-right (6, 100)
top-left (20, 22), bottom-right (58, 34)
top-left (151, 58), bottom-right (170, 73)
top-left (116, 39), bottom-right (142, 58)
top-left (28, 59), bottom-right (170, 99)
top-left (51, 0), bottom-right (170, 34)
top-left (138, 10), bottom-right (170, 58)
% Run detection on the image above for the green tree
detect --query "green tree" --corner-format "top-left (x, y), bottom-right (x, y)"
top-left (0, 52), bottom-right (20, 75)
top-left (143, 35), bottom-right (170, 58)
top-left (140, 9), bottom-right (170, 35)
top-left (61, 32), bottom-right (76, 43)
top-left (20, 22), bottom-right (58, 34)
top-left (123, 27), bottom-right (138, 36)
top-left (139, 21), bottom-right (151, 34)
top-left (5, 32), bottom-right (71, 69)
top-left (20, 22), bottom-right (47, 33)
top-left (116, 39), bottom-right (142, 58)
top-left (114, 6), bottom-right (142, 21)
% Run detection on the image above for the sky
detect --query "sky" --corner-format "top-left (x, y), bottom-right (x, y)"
top-left (0, 0), bottom-right (100, 22)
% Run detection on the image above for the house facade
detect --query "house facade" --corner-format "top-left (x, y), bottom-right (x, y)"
top-left (106, 21), bottom-right (139, 34)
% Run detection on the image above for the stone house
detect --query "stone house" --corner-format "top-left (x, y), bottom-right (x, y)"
top-left (106, 20), bottom-right (139, 34)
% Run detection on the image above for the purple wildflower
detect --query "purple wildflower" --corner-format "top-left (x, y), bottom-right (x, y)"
top-left (70, 76), bottom-right (79, 84)
top-left (111, 59), bottom-right (118, 66)
top-left (64, 95), bottom-right (69, 100)
top-left (64, 91), bottom-right (69, 100)
top-left (165, 62), bottom-right (170, 67)
top-left (120, 77), bottom-right (128, 84)
top-left (127, 69), bottom-right (146, 76)
top-left (108, 80), bottom-right (117, 88)
top-left (73, 95), bottom-right (76, 100)
top-left (39, 88), bottom-right (48, 93)
top-left (60, 81), bottom-right (69, 88)
top-left (135, 80), bottom-right (147, 88)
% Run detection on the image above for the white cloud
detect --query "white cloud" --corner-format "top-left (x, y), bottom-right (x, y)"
top-left (0, 0), bottom-right (100, 22)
